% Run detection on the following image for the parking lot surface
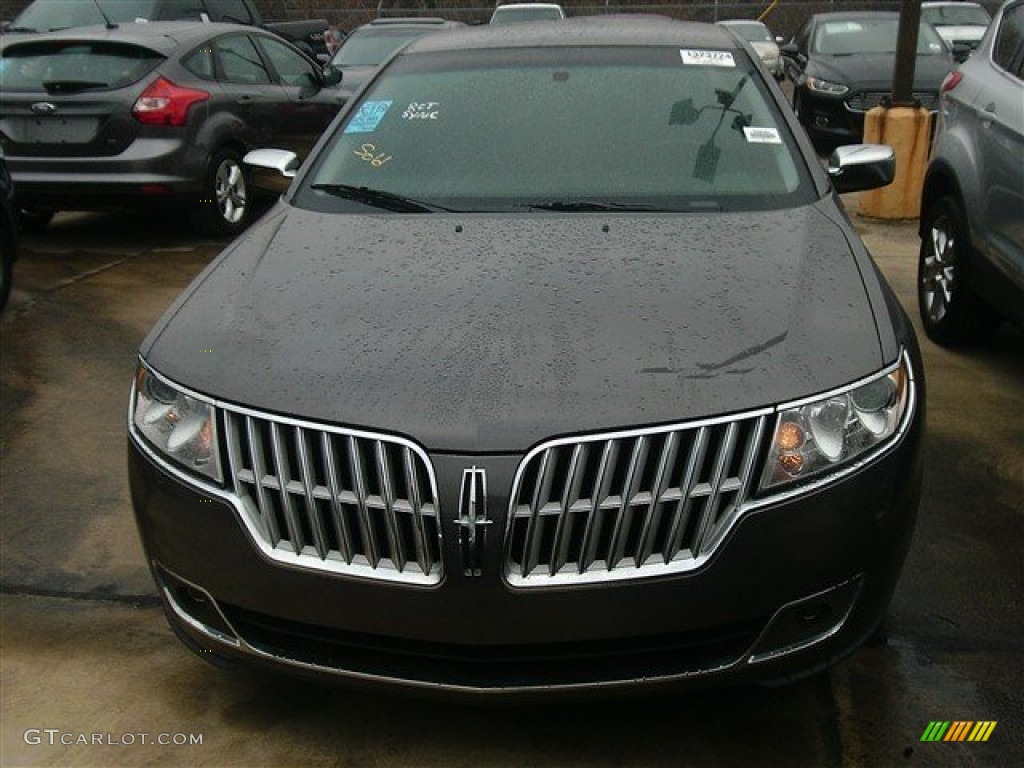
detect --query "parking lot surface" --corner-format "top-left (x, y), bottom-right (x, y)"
top-left (1, 202), bottom-right (1022, 766)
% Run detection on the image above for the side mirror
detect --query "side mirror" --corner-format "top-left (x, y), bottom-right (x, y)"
top-left (827, 144), bottom-right (895, 193)
top-left (297, 70), bottom-right (323, 99)
top-left (244, 149), bottom-right (300, 179)
top-left (322, 65), bottom-right (342, 86)
top-left (779, 43), bottom-right (800, 58)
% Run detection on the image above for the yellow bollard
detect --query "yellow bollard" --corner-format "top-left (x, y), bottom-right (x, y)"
top-left (858, 106), bottom-right (933, 220)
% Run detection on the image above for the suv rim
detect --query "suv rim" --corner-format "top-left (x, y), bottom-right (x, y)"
top-left (921, 214), bottom-right (956, 323)
top-left (215, 158), bottom-right (247, 225)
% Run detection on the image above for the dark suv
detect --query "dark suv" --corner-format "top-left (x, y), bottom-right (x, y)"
top-left (919, 0), bottom-right (1024, 345)
top-left (0, 22), bottom-right (342, 234)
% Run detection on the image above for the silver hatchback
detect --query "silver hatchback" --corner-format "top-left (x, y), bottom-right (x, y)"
top-left (919, 0), bottom-right (1024, 345)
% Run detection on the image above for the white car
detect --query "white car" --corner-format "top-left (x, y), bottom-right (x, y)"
top-left (717, 19), bottom-right (784, 79)
top-left (490, 3), bottom-right (565, 24)
top-left (922, 1), bottom-right (992, 56)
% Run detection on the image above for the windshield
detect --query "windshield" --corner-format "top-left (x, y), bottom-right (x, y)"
top-left (296, 47), bottom-right (811, 213)
top-left (922, 4), bottom-right (991, 26)
top-left (728, 23), bottom-right (773, 43)
top-left (331, 29), bottom-right (436, 67)
top-left (12, 0), bottom-right (202, 31)
top-left (491, 7), bottom-right (564, 25)
top-left (814, 19), bottom-right (948, 55)
top-left (0, 41), bottom-right (163, 91)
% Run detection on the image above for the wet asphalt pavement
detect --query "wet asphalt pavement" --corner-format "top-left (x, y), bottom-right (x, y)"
top-left (1, 201), bottom-right (1021, 767)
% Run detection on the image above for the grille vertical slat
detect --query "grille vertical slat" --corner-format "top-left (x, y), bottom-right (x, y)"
top-left (607, 436), bottom-right (649, 570)
top-left (402, 446), bottom-right (430, 576)
top-left (665, 426), bottom-right (710, 562)
top-left (636, 431), bottom-right (680, 567)
top-left (550, 443), bottom-right (586, 575)
top-left (579, 440), bottom-right (618, 573)
top-left (269, 422), bottom-right (304, 555)
top-left (321, 432), bottom-right (355, 564)
top-left (507, 412), bottom-right (769, 585)
top-left (295, 427), bottom-right (330, 561)
top-left (222, 406), bottom-right (441, 584)
top-left (246, 415), bottom-right (280, 545)
top-left (375, 442), bottom-right (406, 573)
top-left (691, 422), bottom-right (739, 556)
top-left (348, 435), bottom-right (380, 568)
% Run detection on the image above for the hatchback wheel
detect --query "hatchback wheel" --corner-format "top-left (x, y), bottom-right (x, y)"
top-left (195, 149), bottom-right (250, 236)
top-left (918, 195), bottom-right (998, 346)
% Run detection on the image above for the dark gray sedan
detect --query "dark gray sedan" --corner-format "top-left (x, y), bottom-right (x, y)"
top-left (128, 18), bottom-right (924, 696)
top-left (0, 21), bottom-right (343, 234)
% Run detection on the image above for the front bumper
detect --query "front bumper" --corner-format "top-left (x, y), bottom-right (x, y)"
top-left (128, 392), bottom-right (923, 697)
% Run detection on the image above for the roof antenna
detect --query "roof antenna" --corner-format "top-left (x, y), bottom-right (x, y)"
top-left (91, 0), bottom-right (119, 30)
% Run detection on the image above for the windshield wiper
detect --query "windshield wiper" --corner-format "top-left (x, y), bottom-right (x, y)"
top-left (43, 80), bottom-right (109, 93)
top-left (516, 200), bottom-right (661, 212)
top-left (310, 183), bottom-right (450, 213)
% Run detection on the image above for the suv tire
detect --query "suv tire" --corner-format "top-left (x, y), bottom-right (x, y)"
top-left (918, 195), bottom-right (999, 346)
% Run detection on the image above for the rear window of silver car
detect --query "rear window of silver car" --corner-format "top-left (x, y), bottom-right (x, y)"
top-left (0, 42), bottom-right (163, 91)
top-left (297, 46), bottom-right (813, 213)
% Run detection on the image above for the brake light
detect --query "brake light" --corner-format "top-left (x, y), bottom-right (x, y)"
top-left (133, 77), bottom-right (209, 126)
top-left (941, 71), bottom-right (963, 93)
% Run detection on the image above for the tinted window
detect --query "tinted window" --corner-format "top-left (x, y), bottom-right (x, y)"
top-left (0, 41), bottom-right (163, 91)
top-left (299, 47), bottom-right (810, 212)
top-left (183, 44), bottom-right (216, 80)
top-left (216, 35), bottom-right (271, 84)
top-left (206, 0), bottom-right (255, 24)
top-left (727, 23), bottom-right (773, 43)
top-left (922, 4), bottom-right (991, 26)
top-left (331, 29), bottom-right (435, 68)
top-left (257, 36), bottom-right (316, 86)
top-left (994, 3), bottom-right (1024, 77)
top-left (813, 19), bottom-right (946, 55)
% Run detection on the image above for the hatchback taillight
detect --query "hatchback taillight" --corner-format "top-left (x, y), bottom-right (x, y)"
top-left (940, 71), bottom-right (963, 93)
top-left (132, 77), bottom-right (209, 126)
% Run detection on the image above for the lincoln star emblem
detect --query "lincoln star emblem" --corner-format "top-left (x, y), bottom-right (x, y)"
top-left (31, 102), bottom-right (58, 114)
top-left (455, 466), bottom-right (491, 577)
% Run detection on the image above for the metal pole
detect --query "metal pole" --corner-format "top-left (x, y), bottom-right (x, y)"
top-left (891, 0), bottom-right (923, 106)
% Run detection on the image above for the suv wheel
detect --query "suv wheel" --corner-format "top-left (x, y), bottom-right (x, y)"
top-left (918, 195), bottom-right (999, 346)
top-left (195, 149), bottom-right (250, 236)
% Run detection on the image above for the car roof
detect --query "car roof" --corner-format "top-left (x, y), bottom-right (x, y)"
top-left (809, 11), bottom-right (901, 22)
top-left (0, 21), bottom-right (268, 54)
top-left (921, 1), bottom-right (984, 6)
top-left (405, 16), bottom-right (739, 55)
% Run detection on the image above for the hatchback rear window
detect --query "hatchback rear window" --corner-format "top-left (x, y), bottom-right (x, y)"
top-left (0, 42), bottom-right (163, 92)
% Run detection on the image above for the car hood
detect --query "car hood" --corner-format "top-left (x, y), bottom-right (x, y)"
top-left (809, 52), bottom-right (953, 89)
top-left (143, 204), bottom-right (886, 453)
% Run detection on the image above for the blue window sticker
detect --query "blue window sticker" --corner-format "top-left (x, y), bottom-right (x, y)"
top-left (344, 100), bottom-right (393, 134)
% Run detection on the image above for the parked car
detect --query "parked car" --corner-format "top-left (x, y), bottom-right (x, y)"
top-left (0, 148), bottom-right (16, 313)
top-left (717, 19), bottom-right (784, 79)
top-left (324, 18), bottom-right (464, 101)
top-left (782, 12), bottom-right (955, 148)
top-left (919, 0), bottom-right (1024, 345)
top-left (0, 22), bottom-right (344, 235)
top-left (490, 3), bottom-right (566, 24)
top-left (3, 0), bottom-right (331, 62)
top-left (922, 1), bottom-right (993, 58)
top-left (129, 17), bottom-right (923, 696)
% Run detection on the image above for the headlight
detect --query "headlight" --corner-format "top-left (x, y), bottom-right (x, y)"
top-left (760, 355), bottom-right (911, 491)
top-left (806, 76), bottom-right (849, 95)
top-left (132, 363), bottom-right (222, 483)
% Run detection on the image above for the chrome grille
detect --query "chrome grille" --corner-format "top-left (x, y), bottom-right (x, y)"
top-left (506, 412), bottom-right (770, 586)
top-left (845, 91), bottom-right (940, 113)
top-left (223, 407), bottom-right (442, 584)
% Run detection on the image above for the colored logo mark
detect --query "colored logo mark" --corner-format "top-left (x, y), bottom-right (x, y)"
top-left (920, 721), bottom-right (997, 742)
